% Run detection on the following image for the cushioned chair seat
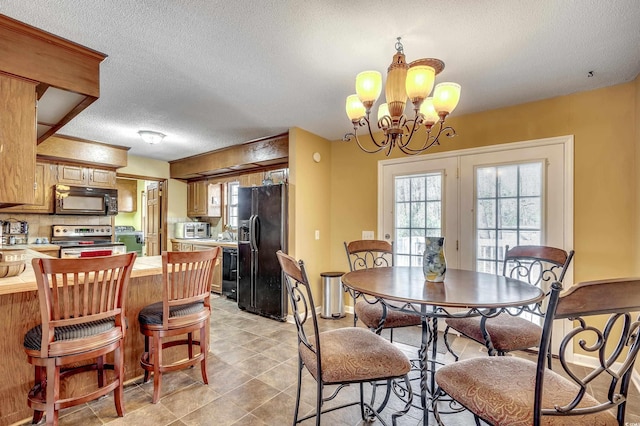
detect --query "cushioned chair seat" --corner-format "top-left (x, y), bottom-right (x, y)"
top-left (355, 299), bottom-right (421, 330)
top-left (24, 318), bottom-right (116, 351)
top-left (435, 357), bottom-right (617, 426)
top-left (138, 301), bottom-right (204, 326)
top-left (299, 327), bottom-right (411, 384)
top-left (445, 313), bottom-right (541, 352)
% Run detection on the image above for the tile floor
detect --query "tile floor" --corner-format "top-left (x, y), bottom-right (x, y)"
top-left (22, 296), bottom-right (640, 425)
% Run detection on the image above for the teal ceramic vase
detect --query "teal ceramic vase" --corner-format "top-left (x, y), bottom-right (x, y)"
top-left (423, 237), bottom-right (446, 282)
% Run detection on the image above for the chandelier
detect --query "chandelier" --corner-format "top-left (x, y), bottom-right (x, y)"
top-left (344, 37), bottom-right (461, 156)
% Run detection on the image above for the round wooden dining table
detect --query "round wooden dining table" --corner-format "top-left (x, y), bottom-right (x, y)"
top-left (341, 266), bottom-right (545, 426)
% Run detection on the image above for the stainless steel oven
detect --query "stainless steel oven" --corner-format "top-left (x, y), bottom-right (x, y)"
top-left (51, 225), bottom-right (126, 258)
top-left (55, 185), bottom-right (118, 216)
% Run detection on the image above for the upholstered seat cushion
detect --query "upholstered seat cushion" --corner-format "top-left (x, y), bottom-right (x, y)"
top-left (24, 318), bottom-right (116, 351)
top-left (138, 301), bottom-right (205, 326)
top-left (445, 313), bottom-right (541, 352)
top-left (299, 327), bottom-right (411, 384)
top-left (435, 357), bottom-right (616, 425)
top-left (355, 299), bottom-right (421, 330)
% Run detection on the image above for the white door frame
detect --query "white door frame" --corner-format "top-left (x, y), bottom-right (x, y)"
top-left (378, 135), bottom-right (575, 358)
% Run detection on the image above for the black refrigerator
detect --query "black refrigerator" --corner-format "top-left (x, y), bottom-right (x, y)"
top-left (237, 184), bottom-right (287, 321)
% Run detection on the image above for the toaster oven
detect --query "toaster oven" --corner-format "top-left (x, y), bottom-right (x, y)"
top-left (174, 222), bottom-right (211, 239)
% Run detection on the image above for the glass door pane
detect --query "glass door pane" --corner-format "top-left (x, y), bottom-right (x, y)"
top-left (394, 172), bottom-right (442, 267)
top-left (475, 161), bottom-right (543, 274)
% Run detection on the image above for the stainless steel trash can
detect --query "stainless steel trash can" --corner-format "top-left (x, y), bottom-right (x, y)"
top-left (320, 272), bottom-right (345, 319)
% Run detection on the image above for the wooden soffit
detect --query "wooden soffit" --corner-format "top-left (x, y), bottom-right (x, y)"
top-left (37, 135), bottom-right (129, 169)
top-left (0, 14), bottom-right (107, 143)
top-left (170, 133), bottom-right (289, 180)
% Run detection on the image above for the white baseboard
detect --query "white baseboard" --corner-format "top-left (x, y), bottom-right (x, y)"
top-left (572, 353), bottom-right (640, 394)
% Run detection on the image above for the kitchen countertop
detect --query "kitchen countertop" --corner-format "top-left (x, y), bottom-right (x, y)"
top-left (0, 243), bottom-right (60, 252)
top-left (0, 250), bottom-right (162, 296)
top-left (172, 238), bottom-right (238, 248)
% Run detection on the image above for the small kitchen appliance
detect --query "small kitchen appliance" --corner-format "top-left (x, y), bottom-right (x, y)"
top-left (174, 222), bottom-right (211, 239)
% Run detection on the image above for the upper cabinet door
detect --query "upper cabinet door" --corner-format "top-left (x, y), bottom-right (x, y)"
top-left (207, 183), bottom-right (222, 217)
top-left (57, 164), bottom-right (116, 188)
top-left (57, 164), bottom-right (86, 186)
top-left (88, 168), bottom-right (116, 188)
top-left (0, 74), bottom-right (36, 207)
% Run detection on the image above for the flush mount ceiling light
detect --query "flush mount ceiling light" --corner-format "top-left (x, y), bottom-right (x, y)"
top-left (344, 37), bottom-right (461, 156)
top-left (138, 130), bottom-right (166, 144)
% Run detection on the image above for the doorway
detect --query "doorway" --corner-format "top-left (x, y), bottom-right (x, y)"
top-left (115, 174), bottom-right (168, 256)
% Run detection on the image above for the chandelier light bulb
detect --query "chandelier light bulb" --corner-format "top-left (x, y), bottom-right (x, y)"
top-left (345, 94), bottom-right (366, 121)
top-left (433, 82), bottom-right (461, 115)
top-left (406, 65), bottom-right (435, 106)
top-left (419, 97), bottom-right (439, 126)
top-left (355, 71), bottom-right (382, 108)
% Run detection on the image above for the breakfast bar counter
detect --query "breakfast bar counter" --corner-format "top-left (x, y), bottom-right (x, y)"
top-left (0, 252), bottom-right (164, 426)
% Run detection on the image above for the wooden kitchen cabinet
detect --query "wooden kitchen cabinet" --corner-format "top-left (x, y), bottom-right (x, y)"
top-left (173, 240), bottom-right (222, 293)
top-left (208, 183), bottom-right (222, 217)
top-left (116, 178), bottom-right (138, 212)
top-left (193, 244), bottom-right (222, 293)
top-left (0, 162), bottom-right (55, 213)
top-left (188, 181), bottom-right (221, 217)
top-left (187, 181), bottom-right (205, 217)
top-left (0, 74), bottom-right (37, 207)
top-left (173, 242), bottom-right (193, 252)
top-left (57, 164), bottom-right (116, 188)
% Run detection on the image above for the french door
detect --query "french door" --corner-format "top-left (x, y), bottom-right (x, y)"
top-left (380, 136), bottom-right (573, 352)
top-left (380, 156), bottom-right (459, 268)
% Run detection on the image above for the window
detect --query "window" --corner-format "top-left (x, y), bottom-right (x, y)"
top-left (395, 173), bottom-right (443, 267)
top-left (227, 181), bottom-right (239, 228)
top-left (475, 162), bottom-right (543, 274)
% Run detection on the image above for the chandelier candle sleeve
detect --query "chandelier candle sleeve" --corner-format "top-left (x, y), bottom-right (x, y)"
top-left (344, 37), bottom-right (461, 156)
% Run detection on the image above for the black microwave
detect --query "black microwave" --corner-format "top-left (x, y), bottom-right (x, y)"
top-left (55, 185), bottom-right (118, 216)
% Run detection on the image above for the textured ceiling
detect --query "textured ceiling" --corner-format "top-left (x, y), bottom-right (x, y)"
top-left (2, 1), bottom-right (640, 162)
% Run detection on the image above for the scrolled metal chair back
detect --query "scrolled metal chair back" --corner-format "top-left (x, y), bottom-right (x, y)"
top-left (276, 251), bottom-right (320, 359)
top-left (503, 245), bottom-right (573, 287)
top-left (344, 240), bottom-right (393, 271)
top-left (534, 278), bottom-right (640, 424)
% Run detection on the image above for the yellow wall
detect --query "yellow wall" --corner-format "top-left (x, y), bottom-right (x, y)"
top-left (635, 74), bottom-right (640, 273)
top-left (329, 82), bottom-right (637, 283)
top-left (288, 127), bottom-right (333, 298)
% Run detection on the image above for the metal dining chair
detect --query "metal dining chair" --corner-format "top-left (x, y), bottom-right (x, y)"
top-left (435, 277), bottom-right (640, 425)
top-left (443, 245), bottom-right (574, 362)
top-left (276, 250), bottom-right (413, 426)
top-left (344, 240), bottom-right (421, 338)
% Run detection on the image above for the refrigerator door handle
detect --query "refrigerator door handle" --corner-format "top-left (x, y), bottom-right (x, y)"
top-left (253, 215), bottom-right (260, 249)
top-left (249, 215), bottom-right (256, 251)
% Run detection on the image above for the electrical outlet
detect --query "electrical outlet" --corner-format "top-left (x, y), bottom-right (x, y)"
top-left (315, 230), bottom-right (320, 240)
top-left (362, 231), bottom-right (374, 240)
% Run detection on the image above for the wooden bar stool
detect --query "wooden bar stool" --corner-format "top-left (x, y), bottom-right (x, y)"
top-left (138, 248), bottom-right (219, 403)
top-left (24, 253), bottom-right (136, 426)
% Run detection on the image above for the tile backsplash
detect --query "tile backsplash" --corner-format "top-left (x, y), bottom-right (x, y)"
top-left (0, 213), bottom-right (111, 243)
